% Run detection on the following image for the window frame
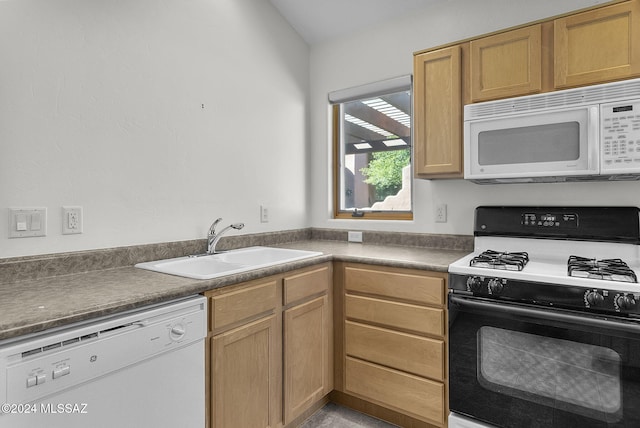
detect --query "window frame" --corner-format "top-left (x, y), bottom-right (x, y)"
top-left (330, 78), bottom-right (413, 221)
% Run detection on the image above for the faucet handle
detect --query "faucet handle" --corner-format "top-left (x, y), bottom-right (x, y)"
top-left (209, 218), bottom-right (223, 235)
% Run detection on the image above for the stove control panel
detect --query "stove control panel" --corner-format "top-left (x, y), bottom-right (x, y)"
top-left (522, 212), bottom-right (578, 228)
top-left (601, 100), bottom-right (640, 173)
top-left (450, 273), bottom-right (640, 316)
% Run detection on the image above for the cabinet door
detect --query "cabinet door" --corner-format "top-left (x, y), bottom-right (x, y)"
top-left (283, 295), bottom-right (331, 424)
top-left (413, 45), bottom-right (463, 178)
top-left (554, 0), bottom-right (640, 88)
top-left (211, 316), bottom-right (279, 428)
top-left (470, 25), bottom-right (542, 102)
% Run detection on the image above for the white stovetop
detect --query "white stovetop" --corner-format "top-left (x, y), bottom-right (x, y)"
top-left (449, 237), bottom-right (640, 293)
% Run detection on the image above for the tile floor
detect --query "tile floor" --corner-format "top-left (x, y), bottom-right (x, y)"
top-left (300, 403), bottom-right (398, 427)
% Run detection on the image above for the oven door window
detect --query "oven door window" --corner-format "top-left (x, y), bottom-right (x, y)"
top-left (478, 326), bottom-right (621, 422)
top-left (449, 296), bottom-right (640, 428)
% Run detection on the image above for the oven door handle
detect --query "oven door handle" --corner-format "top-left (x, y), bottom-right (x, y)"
top-left (449, 294), bottom-right (640, 334)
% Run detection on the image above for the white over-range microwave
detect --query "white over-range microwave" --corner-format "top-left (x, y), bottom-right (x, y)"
top-left (464, 77), bottom-right (640, 183)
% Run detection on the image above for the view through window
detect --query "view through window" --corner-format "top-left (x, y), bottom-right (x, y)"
top-left (332, 79), bottom-right (412, 220)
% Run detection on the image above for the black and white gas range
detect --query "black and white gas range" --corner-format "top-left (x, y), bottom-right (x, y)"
top-left (448, 206), bottom-right (640, 428)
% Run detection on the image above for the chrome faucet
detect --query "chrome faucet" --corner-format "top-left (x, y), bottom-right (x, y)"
top-left (207, 218), bottom-right (245, 254)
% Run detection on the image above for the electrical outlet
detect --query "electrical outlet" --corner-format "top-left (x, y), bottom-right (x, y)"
top-left (62, 206), bottom-right (83, 235)
top-left (435, 204), bottom-right (447, 223)
top-left (260, 205), bottom-right (269, 223)
top-left (348, 231), bottom-right (363, 243)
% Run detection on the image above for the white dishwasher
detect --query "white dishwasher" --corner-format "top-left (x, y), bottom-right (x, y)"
top-left (0, 295), bottom-right (207, 428)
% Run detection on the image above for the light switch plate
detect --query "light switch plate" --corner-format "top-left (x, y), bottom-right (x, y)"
top-left (9, 208), bottom-right (47, 238)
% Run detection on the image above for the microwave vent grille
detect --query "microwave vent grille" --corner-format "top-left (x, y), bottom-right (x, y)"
top-left (466, 78), bottom-right (640, 120)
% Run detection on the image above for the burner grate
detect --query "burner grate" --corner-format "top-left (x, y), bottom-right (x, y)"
top-left (470, 250), bottom-right (529, 271)
top-left (567, 256), bottom-right (638, 283)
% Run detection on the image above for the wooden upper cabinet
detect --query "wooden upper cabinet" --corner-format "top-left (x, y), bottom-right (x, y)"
top-left (470, 25), bottom-right (543, 102)
top-left (554, 0), bottom-right (640, 88)
top-left (413, 45), bottom-right (463, 178)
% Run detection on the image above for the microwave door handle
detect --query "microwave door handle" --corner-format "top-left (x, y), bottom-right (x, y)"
top-left (588, 106), bottom-right (599, 171)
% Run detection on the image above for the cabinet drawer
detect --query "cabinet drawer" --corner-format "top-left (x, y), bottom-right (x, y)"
top-left (345, 321), bottom-right (444, 381)
top-left (345, 293), bottom-right (444, 336)
top-left (283, 264), bottom-right (330, 305)
top-left (210, 280), bottom-right (277, 331)
top-left (344, 266), bottom-right (444, 306)
top-left (345, 357), bottom-right (444, 424)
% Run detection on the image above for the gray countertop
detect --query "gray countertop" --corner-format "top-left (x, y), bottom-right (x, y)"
top-left (0, 240), bottom-right (468, 341)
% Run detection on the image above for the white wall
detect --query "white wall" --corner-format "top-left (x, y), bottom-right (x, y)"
top-left (309, 0), bottom-right (640, 236)
top-left (0, 0), bottom-right (309, 258)
top-left (4, 0), bottom-right (637, 259)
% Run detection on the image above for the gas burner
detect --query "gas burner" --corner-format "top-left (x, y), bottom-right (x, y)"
top-left (469, 250), bottom-right (529, 271)
top-left (567, 256), bottom-right (638, 283)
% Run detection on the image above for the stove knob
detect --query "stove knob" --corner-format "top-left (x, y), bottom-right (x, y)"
top-left (616, 294), bottom-right (637, 310)
top-left (488, 278), bottom-right (504, 295)
top-left (466, 277), bottom-right (483, 293)
top-left (585, 290), bottom-right (605, 307)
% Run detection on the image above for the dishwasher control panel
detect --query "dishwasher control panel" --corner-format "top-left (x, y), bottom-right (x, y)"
top-left (0, 296), bottom-right (206, 405)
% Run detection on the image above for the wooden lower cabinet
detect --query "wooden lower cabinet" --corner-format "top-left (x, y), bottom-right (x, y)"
top-left (283, 294), bottom-right (332, 424)
top-left (206, 261), bottom-right (447, 428)
top-left (211, 315), bottom-right (279, 428)
top-left (334, 263), bottom-right (448, 428)
top-left (205, 263), bottom-right (332, 428)
top-left (345, 321), bottom-right (444, 382)
top-left (345, 357), bottom-right (445, 424)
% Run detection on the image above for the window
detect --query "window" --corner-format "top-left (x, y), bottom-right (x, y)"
top-left (330, 76), bottom-right (412, 220)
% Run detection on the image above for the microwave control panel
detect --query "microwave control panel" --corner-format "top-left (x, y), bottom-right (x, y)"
top-left (601, 100), bottom-right (640, 172)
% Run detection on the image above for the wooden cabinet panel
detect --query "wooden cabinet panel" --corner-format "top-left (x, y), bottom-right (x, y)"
top-left (345, 321), bottom-right (444, 381)
top-left (210, 280), bottom-right (277, 331)
top-left (283, 264), bottom-right (331, 306)
top-left (345, 293), bottom-right (444, 336)
top-left (337, 263), bottom-right (448, 427)
top-left (207, 263), bottom-right (332, 428)
top-left (554, 0), bottom-right (640, 88)
top-left (211, 315), bottom-right (279, 428)
top-left (344, 265), bottom-right (445, 306)
top-left (470, 25), bottom-right (542, 101)
top-left (413, 45), bottom-right (463, 177)
top-left (283, 295), bottom-right (331, 424)
top-left (345, 357), bottom-right (445, 424)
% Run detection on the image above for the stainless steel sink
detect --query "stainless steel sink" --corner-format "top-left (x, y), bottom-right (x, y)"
top-left (135, 246), bottom-right (322, 279)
